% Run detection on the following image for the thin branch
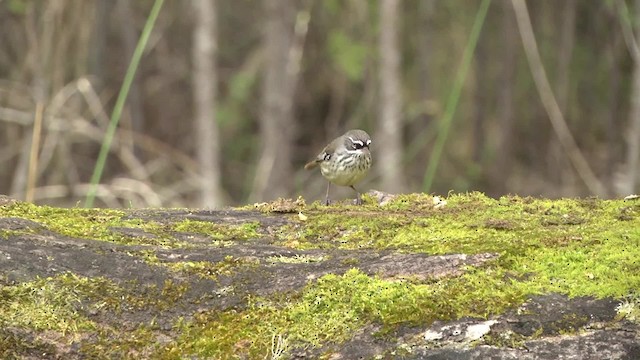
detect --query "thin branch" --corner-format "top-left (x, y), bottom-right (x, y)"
top-left (0, 107), bottom-right (198, 173)
top-left (616, 0), bottom-right (640, 63)
top-left (511, 0), bottom-right (606, 196)
top-left (25, 102), bottom-right (44, 203)
top-left (285, 1), bottom-right (311, 91)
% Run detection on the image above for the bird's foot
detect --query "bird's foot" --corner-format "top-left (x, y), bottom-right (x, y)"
top-left (354, 196), bottom-right (363, 205)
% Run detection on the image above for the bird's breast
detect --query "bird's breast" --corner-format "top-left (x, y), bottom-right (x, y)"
top-left (320, 151), bottom-right (371, 186)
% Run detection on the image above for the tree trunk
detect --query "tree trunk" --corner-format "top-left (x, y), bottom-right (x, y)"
top-left (492, 0), bottom-right (518, 197)
top-left (418, 0), bottom-right (435, 109)
top-left (252, 0), bottom-right (307, 201)
top-left (607, 13), bottom-right (623, 192)
top-left (407, 0), bottom-right (435, 187)
top-left (89, 0), bottom-right (112, 83)
top-left (378, 0), bottom-right (405, 193)
top-left (623, 0), bottom-right (640, 195)
top-left (192, 0), bottom-right (225, 207)
top-left (546, 0), bottom-right (577, 195)
top-left (555, 0), bottom-right (577, 112)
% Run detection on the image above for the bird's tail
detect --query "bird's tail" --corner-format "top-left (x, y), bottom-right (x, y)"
top-left (304, 160), bottom-right (319, 170)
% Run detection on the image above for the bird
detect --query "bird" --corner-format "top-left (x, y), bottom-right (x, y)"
top-left (304, 129), bottom-right (372, 205)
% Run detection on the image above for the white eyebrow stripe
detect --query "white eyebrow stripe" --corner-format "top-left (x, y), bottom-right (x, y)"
top-left (349, 137), bottom-right (364, 147)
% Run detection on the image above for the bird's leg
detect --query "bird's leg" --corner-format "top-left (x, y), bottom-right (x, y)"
top-left (325, 181), bottom-right (331, 206)
top-left (350, 185), bottom-right (363, 205)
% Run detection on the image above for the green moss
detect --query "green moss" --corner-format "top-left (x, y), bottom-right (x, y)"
top-left (340, 257), bottom-right (360, 266)
top-left (136, 251), bottom-right (259, 280)
top-left (154, 194), bottom-right (640, 358)
top-left (3, 275), bottom-right (179, 360)
top-left (286, 195), bottom-right (640, 300)
top-left (0, 269), bottom-right (192, 358)
top-left (161, 270), bottom-right (374, 358)
top-left (483, 330), bottom-right (528, 348)
top-left (0, 275), bottom-right (95, 335)
top-left (0, 327), bottom-right (58, 359)
top-left (167, 256), bottom-right (260, 280)
top-left (0, 202), bottom-right (185, 247)
top-left (283, 212), bottom-right (413, 250)
top-left (0, 272), bottom-right (187, 333)
top-left (0, 273), bottom-right (128, 334)
top-left (3, 193), bottom-right (640, 358)
top-left (370, 193), bottom-right (437, 211)
top-left (79, 324), bottom-right (160, 359)
top-left (616, 294), bottom-right (640, 323)
top-left (0, 273), bottom-right (187, 344)
top-left (159, 266), bottom-right (531, 358)
top-left (251, 196), bottom-right (306, 213)
top-left (1, 201), bottom-right (121, 239)
top-left (0, 229), bottom-right (23, 239)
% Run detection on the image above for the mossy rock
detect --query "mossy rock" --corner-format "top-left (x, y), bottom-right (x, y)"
top-left (0, 192), bottom-right (639, 359)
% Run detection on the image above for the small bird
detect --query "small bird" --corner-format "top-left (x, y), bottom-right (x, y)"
top-left (304, 129), bottom-right (372, 205)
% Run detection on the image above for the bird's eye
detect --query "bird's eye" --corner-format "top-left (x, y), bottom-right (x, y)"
top-left (352, 140), bottom-right (365, 150)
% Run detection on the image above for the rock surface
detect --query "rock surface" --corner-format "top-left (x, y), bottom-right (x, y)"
top-left (0, 194), bottom-right (638, 359)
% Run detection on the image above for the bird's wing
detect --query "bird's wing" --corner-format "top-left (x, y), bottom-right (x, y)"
top-left (304, 145), bottom-right (333, 170)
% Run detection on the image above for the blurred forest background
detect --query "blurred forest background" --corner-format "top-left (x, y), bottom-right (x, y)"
top-left (1, 0), bottom-right (639, 208)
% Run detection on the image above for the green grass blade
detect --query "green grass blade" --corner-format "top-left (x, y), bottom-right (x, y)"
top-left (84, 0), bottom-right (165, 208)
top-left (422, 0), bottom-right (491, 192)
